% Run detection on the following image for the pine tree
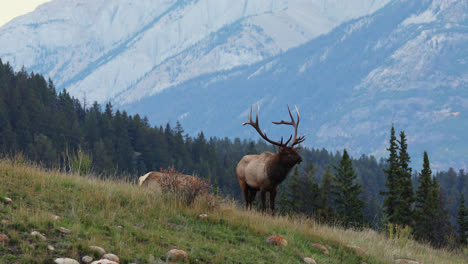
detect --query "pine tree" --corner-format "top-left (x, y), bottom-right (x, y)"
top-left (381, 125), bottom-right (399, 224)
top-left (396, 131), bottom-right (414, 227)
top-left (332, 149), bottom-right (365, 228)
top-left (457, 193), bottom-right (467, 245)
top-left (303, 161), bottom-right (320, 215)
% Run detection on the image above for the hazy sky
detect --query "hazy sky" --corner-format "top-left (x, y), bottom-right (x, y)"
top-left (0, 0), bottom-right (52, 27)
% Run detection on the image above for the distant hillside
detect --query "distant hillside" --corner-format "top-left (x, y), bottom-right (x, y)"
top-left (0, 159), bottom-right (466, 263)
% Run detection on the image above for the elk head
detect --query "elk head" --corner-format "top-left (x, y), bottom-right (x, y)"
top-left (243, 104), bottom-right (305, 163)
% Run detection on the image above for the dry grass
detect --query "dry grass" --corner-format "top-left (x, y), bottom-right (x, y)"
top-left (0, 157), bottom-right (466, 263)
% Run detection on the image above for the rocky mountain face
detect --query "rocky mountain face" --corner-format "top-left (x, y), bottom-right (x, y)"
top-left (124, 0), bottom-right (468, 170)
top-left (0, 0), bottom-right (388, 103)
top-left (0, 0), bottom-right (466, 169)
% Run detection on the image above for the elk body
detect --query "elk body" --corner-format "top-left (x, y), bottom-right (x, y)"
top-left (236, 105), bottom-right (305, 212)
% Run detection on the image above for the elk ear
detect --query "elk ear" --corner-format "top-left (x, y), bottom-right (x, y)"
top-left (294, 147), bottom-right (301, 152)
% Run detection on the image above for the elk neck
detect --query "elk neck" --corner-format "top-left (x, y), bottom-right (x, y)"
top-left (265, 152), bottom-right (298, 185)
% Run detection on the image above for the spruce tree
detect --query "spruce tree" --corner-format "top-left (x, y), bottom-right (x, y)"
top-left (320, 165), bottom-right (333, 219)
top-left (413, 151), bottom-right (435, 242)
top-left (288, 166), bottom-right (301, 212)
top-left (332, 149), bottom-right (365, 228)
top-left (396, 131), bottom-right (414, 227)
top-left (305, 161), bottom-right (321, 215)
top-left (381, 125), bottom-right (399, 224)
top-left (457, 193), bottom-right (467, 245)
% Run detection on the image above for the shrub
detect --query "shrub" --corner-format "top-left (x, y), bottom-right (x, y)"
top-left (158, 167), bottom-right (211, 205)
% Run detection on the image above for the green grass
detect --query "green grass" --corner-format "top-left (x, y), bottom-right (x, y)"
top-left (0, 158), bottom-right (466, 264)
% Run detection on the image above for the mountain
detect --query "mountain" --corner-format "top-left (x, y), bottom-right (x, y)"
top-left (124, 0), bottom-right (468, 170)
top-left (0, 0), bottom-right (466, 170)
top-left (0, 0), bottom-right (388, 104)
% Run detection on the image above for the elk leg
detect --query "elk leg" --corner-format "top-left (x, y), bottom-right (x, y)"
top-left (241, 183), bottom-right (249, 209)
top-left (260, 191), bottom-right (266, 211)
top-left (270, 189), bottom-right (277, 214)
top-left (248, 188), bottom-right (257, 209)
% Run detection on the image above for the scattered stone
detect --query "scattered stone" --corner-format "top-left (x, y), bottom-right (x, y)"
top-left (102, 253), bottom-right (119, 263)
top-left (51, 214), bottom-right (61, 221)
top-left (310, 243), bottom-right (329, 256)
top-left (166, 249), bottom-right (188, 262)
top-left (0, 234), bottom-right (9, 243)
top-left (81, 255), bottom-right (93, 264)
top-left (1, 219), bottom-right (10, 224)
top-left (394, 259), bottom-right (422, 264)
top-left (54, 258), bottom-right (80, 264)
top-left (304, 257), bottom-right (316, 264)
top-left (89, 246), bottom-right (106, 256)
top-left (30, 231), bottom-right (47, 241)
top-left (198, 213), bottom-right (208, 219)
top-left (266, 235), bottom-right (288, 246)
top-left (3, 197), bottom-right (12, 204)
top-left (116, 225), bottom-right (123, 230)
top-left (58, 227), bottom-right (71, 233)
top-left (90, 260), bottom-right (118, 264)
top-left (48, 245), bottom-right (55, 251)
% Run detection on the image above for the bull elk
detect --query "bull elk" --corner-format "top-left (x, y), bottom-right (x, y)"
top-left (236, 105), bottom-right (305, 212)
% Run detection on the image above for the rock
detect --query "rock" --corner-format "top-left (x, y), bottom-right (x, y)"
top-left (116, 225), bottom-right (123, 230)
top-left (266, 235), bottom-right (288, 246)
top-left (102, 253), bottom-right (119, 263)
top-left (54, 258), bottom-right (80, 264)
top-left (394, 259), bottom-right (422, 264)
top-left (1, 219), bottom-right (10, 224)
top-left (310, 243), bottom-right (329, 255)
top-left (0, 234), bottom-right (9, 243)
top-left (166, 249), bottom-right (188, 262)
top-left (304, 257), bottom-right (316, 264)
top-left (3, 197), bottom-right (12, 204)
top-left (89, 246), bottom-right (106, 256)
top-left (30, 231), bottom-right (47, 241)
top-left (48, 245), bottom-right (55, 251)
top-left (81, 256), bottom-right (93, 264)
top-left (198, 213), bottom-right (208, 219)
top-left (90, 260), bottom-right (118, 264)
top-left (51, 214), bottom-right (61, 221)
top-left (58, 227), bottom-right (71, 233)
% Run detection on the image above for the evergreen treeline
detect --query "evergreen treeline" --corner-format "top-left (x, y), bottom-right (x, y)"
top-left (1, 59), bottom-right (467, 247)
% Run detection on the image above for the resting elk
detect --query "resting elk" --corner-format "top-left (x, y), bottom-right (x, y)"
top-left (236, 105), bottom-right (305, 213)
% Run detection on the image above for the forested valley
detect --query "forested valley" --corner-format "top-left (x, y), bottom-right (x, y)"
top-left (1, 59), bottom-right (467, 248)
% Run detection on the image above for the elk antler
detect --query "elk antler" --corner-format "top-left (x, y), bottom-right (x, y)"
top-left (242, 106), bottom-right (292, 148)
top-left (272, 105), bottom-right (306, 147)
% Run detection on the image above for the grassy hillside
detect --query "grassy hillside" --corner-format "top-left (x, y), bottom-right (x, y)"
top-left (0, 157), bottom-right (466, 264)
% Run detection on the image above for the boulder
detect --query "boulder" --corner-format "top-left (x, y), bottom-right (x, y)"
top-left (81, 256), bottom-right (93, 264)
top-left (30, 231), bottom-right (47, 241)
top-left (102, 253), bottom-right (119, 263)
top-left (310, 243), bottom-right (329, 255)
top-left (58, 227), bottom-right (71, 233)
top-left (166, 249), bottom-right (188, 262)
top-left (395, 259), bottom-right (422, 264)
top-left (89, 246), bottom-right (106, 256)
top-left (304, 257), bottom-right (316, 264)
top-left (90, 260), bottom-right (118, 264)
top-left (54, 258), bottom-right (80, 264)
top-left (0, 234), bottom-right (9, 243)
top-left (266, 235), bottom-right (288, 246)
top-left (198, 214), bottom-right (208, 219)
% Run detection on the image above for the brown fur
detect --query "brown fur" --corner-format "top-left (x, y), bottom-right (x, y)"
top-left (236, 147), bottom-right (302, 212)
